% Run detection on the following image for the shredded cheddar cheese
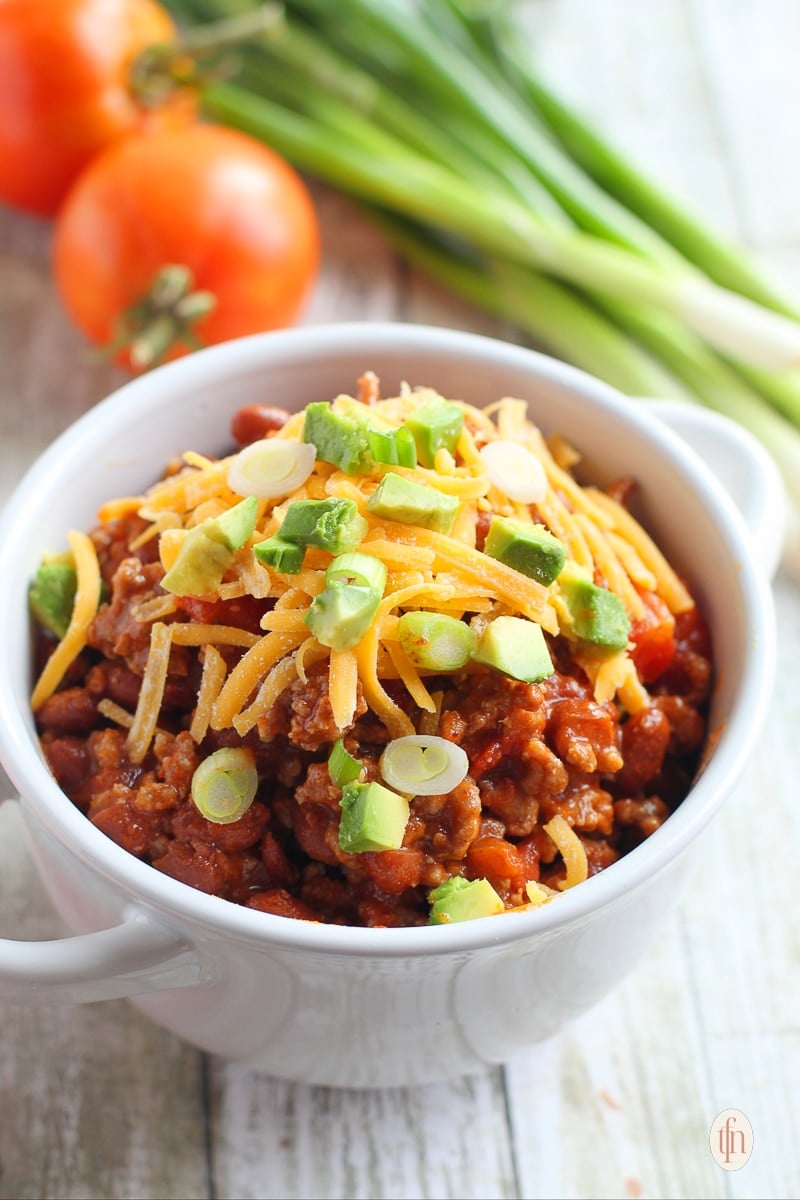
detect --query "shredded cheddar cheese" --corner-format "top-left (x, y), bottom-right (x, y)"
top-left (544, 814), bottom-right (589, 891)
top-left (328, 647), bottom-right (360, 730)
top-left (126, 621), bottom-right (173, 764)
top-left (96, 698), bottom-right (135, 729)
top-left (211, 630), bottom-right (305, 730)
top-left (31, 530), bottom-right (101, 711)
top-left (587, 488), bottom-right (694, 614)
top-left (190, 645), bottom-right (228, 743)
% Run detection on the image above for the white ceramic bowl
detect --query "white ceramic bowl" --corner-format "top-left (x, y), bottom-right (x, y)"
top-left (0, 324), bottom-right (781, 1087)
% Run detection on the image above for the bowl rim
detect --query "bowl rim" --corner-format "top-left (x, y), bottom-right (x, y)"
top-left (0, 322), bottom-right (777, 958)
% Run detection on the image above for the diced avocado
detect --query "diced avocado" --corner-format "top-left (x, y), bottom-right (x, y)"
top-left (29, 557), bottom-right (78, 638)
top-left (559, 565), bottom-right (631, 649)
top-left (366, 472), bottom-right (459, 534)
top-left (253, 535), bottom-right (305, 574)
top-left (406, 400), bottom-right (464, 468)
top-left (427, 876), bottom-right (504, 924)
top-left (483, 516), bottom-right (566, 586)
top-left (160, 526), bottom-right (234, 596)
top-left (338, 780), bottom-right (410, 853)
top-left (279, 498), bottom-right (368, 555)
top-left (215, 495), bottom-right (259, 551)
top-left (472, 615), bottom-right (553, 682)
top-left (367, 426), bottom-right (417, 468)
top-left (304, 582), bottom-right (381, 650)
top-left (303, 401), bottom-right (372, 475)
top-left (160, 496), bottom-right (258, 597)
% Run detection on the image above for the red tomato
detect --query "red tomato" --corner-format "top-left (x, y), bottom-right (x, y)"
top-left (629, 590), bottom-right (677, 683)
top-left (0, 0), bottom-right (195, 217)
top-left (52, 124), bottom-right (321, 368)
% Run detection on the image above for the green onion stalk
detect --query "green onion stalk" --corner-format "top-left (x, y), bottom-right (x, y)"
top-left (164, 0), bottom-right (800, 514)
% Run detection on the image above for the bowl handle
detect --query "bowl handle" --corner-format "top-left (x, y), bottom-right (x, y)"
top-left (641, 400), bottom-right (787, 578)
top-left (0, 897), bottom-right (207, 1003)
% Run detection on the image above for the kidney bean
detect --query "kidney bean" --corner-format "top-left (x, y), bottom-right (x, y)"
top-left (616, 706), bottom-right (670, 792)
top-left (41, 734), bottom-right (89, 793)
top-left (230, 404), bottom-right (290, 446)
top-left (36, 687), bottom-right (98, 735)
top-left (246, 888), bottom-right (320, 921)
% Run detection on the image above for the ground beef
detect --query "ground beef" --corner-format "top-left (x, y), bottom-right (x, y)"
top-left (87, 557), bottom-right (168, 674)
top-left (404, 777), bottom-right (483, 861)
top-left (259, 673), bottom-right (368, 751)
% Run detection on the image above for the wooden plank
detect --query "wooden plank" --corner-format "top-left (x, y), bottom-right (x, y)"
top-left (0, 206), bottom-right (210, 1200)
top-left (0, 211), bottom-right (128, 503)
top-left (203, 189), bottom-right (519, 1200)
top-left (503, 4), bottom-right (800, 1198)
top-left (208, 1063), bottom-right (517, 1200)
top-left (505, 916), bottom-right (726, 1200)
top-left (690, 0), bottom-right (800, 249)
top-left (302, 186), bottom-right (404, 326)
top-left (0, 804), bottom-right (210, 1200)
top-left (674, 570), bottom-right (800, 1200)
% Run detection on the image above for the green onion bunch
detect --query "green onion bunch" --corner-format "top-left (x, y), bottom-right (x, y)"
top-left (165, 0), bottom-right (800, 512)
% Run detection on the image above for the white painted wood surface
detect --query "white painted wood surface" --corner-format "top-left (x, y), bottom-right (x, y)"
top-left (1, 2), bottom-right (798, 1197)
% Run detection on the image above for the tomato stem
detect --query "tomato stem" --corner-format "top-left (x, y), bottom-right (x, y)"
top-left (101, 265), bottom-right (217, 371)
top-left (130, 4), bottom-right (283, 109)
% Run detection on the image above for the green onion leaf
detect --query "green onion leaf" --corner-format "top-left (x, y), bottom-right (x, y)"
top-left (479, 439), bottom-right (547, 504)
top-left (191, 747), bottom-right (258, 824)
top-left (397, 611), bottom-right (477, 671)
top-left (227, 438), bottom-right (316, 500)
top-left (328, 738), bottom-right (363, 787)
top-left (367, 426), bottom-right (418, 468)
top-left (380, 734), bottom-right (469, 796)
top-left (325, 550), bottom-right (387, 592)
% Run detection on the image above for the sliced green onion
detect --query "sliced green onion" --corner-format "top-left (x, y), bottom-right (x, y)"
top-left (191, 747), bottom-right (258, 824)
top-left (479, 439), bottom-right (547, 504)
top-left (325, 550), bottom-right (387, 592)
top-left (380, 734), bottom-right (469, 796)
top-left (328, 738), bottom-right (363, 787)
top-left (367, 425), bottom-right (418, 468)
top-left (396, 610), bottom-right (477, 671)
top-left (227, 438), bottom-right (316, 499)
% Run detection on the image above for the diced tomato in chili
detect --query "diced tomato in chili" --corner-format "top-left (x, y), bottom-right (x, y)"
top-left (466, 836), bottom-right (540, 896)
top-left (175, 593), bottom-right (269, 634)
top-left (629, 590), bottom-right (677, 683)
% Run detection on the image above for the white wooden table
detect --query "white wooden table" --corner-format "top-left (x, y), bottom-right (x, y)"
top-left (1, 3), bottom-right (798, 1197)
